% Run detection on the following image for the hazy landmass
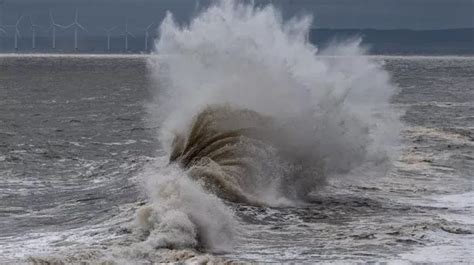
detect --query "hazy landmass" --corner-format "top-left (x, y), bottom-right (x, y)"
top-left (0, 28), bottom-right (472, 55)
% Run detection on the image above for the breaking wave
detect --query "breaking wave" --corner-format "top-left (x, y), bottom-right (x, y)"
top-left (169, 104), bottom-right (328, 205)
top-left (137, 0), bottom-right (401, 253)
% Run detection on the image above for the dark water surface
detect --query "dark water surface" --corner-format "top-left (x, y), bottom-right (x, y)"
top-left (0, 55), bottom-right (156, 240)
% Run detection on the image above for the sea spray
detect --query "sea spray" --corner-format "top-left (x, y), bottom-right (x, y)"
top-left (141, 0), bottom-right (401, 251)
top-left (133, 159), bottom-right (237, 252)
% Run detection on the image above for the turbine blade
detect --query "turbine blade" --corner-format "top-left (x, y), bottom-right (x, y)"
top-left (75, 9), bottom-right (78, 22)
top-left (146, 23), bottom-right (154, 30)
top-left (61, 23), bottom-right (74, 29)
top-left (49, 9), bottom-right (55, 24)
top-left (16, 14), bottom-right (24, 26)
top-left (77, 23), bottom-right (87, 32)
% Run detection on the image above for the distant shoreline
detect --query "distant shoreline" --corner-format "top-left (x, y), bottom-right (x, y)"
top-left (1, 53), bottom-right (473, 59)
top-left (0, 28), bottom-right (472, 55)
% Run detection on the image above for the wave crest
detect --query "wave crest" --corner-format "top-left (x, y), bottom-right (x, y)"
top-left (168, 104), bottom-right (373, 205)
top-left (169, 105), bottom-right (287, 204)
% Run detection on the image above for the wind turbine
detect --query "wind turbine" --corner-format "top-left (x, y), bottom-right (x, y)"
top-left (143, 22), bottom-right (154, 51)
top-left (65, 9), bottom-right (87, 51)
top-left (123, 19), bottom-right (134, 52)
top-left (0, 1), bottom-right (4, 26)
top-left (0, 1), bottom-right (6, 50)
top-left (0, 27), bottom-right (6, 44)
top-left (102, 26), bottom-right (116, 52)
top-left (5, 14), bottom-right (23, 51)
top-left (193, 0), bottom-right (202, 17)
top-left (49, 10), bottom-right (68, 49)
top-left (29, 16), bottom-right (41, 50)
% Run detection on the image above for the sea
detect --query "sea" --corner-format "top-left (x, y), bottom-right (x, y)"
top-left (0, 2), bottom-right (473, 265)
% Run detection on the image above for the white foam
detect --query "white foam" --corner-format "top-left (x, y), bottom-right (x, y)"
top-left (133, 158), bottom-right (238, 251)
top-left (399, 237), bottom-right (474, 264)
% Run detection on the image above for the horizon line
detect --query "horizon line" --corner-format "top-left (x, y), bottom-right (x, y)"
top-left (0, 53), bottom-right (473, 60)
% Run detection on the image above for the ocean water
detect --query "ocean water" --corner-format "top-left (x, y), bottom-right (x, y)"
top-left (1, 2), bottom-right (473, 264)
top-left (0, 54), bottom-right (472, 264)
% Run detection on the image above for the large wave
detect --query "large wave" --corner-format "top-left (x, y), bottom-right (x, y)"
top-left (137, 0), bottom-right (401, 253)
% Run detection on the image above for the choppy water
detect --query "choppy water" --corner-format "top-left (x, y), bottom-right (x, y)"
top-left (0, 55), bottom-right (155, 262)
top-left (0, 55), bottom-right (472, 264)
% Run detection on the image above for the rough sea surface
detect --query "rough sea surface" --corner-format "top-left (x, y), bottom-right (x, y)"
top-left (0, 55), bottom-right (473, 264)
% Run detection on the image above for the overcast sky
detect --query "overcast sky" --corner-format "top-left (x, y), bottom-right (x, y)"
top-left (1, 0), bottom-right (473, 36)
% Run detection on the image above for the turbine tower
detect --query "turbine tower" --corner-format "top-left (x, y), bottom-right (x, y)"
top-left (49, 10), bottom-right (67, 49)
top-left (29, 16), bottom-right (41, 50)
top-left (65, 9), bottom-right (87, 51)
top-left (102, 26), bottom-right (116, 52)
top-left (5, 14), bottom-right (22, 51)
top-left (143, 22), bottom-right (154, 51)
top-left (123, 19), bottom-right (134, 52)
